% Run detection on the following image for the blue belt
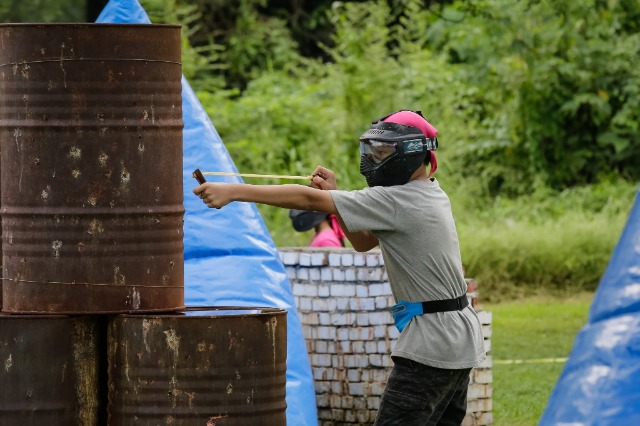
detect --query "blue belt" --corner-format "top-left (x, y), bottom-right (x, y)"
top-left (391, 295), bottom-right (469, 332)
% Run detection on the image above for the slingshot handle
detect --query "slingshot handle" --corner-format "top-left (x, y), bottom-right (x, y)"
top-left (192, 168), bottom-right (207, 184)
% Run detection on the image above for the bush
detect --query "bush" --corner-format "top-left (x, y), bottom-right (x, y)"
top-left (455, 179), bottom-right (637, 301)
top-left (149, 0), bottom-right (639, 298)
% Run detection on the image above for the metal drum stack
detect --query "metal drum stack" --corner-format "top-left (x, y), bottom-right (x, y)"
top-left (0, 24), bottom-right (286, 425)
top-left (108, 307), bottom-right (287, 425)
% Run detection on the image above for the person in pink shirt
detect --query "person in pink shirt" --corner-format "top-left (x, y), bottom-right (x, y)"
top-left (289, 209), bottom-right (346, 247)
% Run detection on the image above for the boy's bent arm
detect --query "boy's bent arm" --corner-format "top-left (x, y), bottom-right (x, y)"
top-left (309, 166), bottom-right (379, 251)
top-left (334, 215), bottom-right (379, 252)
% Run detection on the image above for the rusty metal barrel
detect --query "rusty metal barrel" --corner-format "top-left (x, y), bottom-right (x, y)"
top-left (108, 307), bottom-right (288, 425)
top-left (0, 314), bottom-right (108, 425)
top-left (0, 24), bottom-right (184, 313)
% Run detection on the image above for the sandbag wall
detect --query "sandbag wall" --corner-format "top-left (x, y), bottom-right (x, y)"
top-left (0, 24), bottom-right (287, 425)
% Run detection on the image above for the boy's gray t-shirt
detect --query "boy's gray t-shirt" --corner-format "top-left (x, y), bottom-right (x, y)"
top-left (330, 179), bottom-right (486, 369)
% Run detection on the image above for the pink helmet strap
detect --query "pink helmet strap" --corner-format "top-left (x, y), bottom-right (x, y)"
top-left (429, 151), bottom-right (437, 177)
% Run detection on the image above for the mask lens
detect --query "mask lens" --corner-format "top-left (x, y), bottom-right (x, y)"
top-left (360, 140), bottom-right (397, 165)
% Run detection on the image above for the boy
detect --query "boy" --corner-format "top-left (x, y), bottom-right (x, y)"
top-left (194, 110), bottom-right (486, 425)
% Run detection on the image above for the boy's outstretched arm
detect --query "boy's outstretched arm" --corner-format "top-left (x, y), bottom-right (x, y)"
top-left (193, 182), bottom-right (337, 214)
top-left (193, 178), bottom-right (379, 252)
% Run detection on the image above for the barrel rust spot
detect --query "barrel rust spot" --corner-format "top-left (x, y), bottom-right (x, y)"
top-left (98, 152), bottom-right (108, 167)
top-left (72, 321), bottom-right (98, 425)
top-left (4, 354), bottom-right (12, 372)
top-left (164, 329), bottom-right (180, 361)
top-left (68, 146), bottom-right (81, 159)
top-left (52, 240), bottom-right (63, 257)
top-left (207, 415), bottom-right (229, 426)
top-left (87, 219), bottom-right (104, 235)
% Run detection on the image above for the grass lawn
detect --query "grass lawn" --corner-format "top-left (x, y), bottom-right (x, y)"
top-left (482, 292), bottom-right (595, 426)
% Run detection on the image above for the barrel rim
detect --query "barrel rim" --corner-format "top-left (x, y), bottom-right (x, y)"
top-left (0, 23), bottom-right (181, 29)
top-left (0, 313), bottom-right (74, 319)
top-left (115, 306), bottom-right (288, 319)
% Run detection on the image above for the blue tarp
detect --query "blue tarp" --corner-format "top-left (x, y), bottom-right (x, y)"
top-left (97, 2), bottom-right (318, 424)
top-left (540, 186), bottom-right (640, 425)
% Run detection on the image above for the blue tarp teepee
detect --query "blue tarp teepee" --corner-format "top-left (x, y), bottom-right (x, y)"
top-left (540, 186), bottom-right (640, 425)
top-left (97, 2), bottom-right (317, 424)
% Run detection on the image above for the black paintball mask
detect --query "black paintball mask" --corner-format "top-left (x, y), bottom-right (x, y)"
top-left (359, 111), bottom-right (438, 187)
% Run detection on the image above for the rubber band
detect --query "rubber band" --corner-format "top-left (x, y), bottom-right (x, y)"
top-left (202, 171), bottom-right (313, 180)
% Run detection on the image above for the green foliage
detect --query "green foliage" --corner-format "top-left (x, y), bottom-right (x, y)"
top-left (140, 0), bottom-right (225, 91)
top-left (429, 0), bottom-right (640, 192)
top-left (1, 1), bottom-right (635, 297)
top-left (160, 0), bottom-right (307, 90)
top-left (196, 0), bottom-right (465, 186)
top-left (0, 0), bottom-right (85, 22)
top-left (185, 0), bottom-right (638, 292)
top-left (455, 179), bottom-right (637, 300)
top-left (225, 2), bottom-right (302, 88)
top-left (163, 0), bottom-right (639, 294)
